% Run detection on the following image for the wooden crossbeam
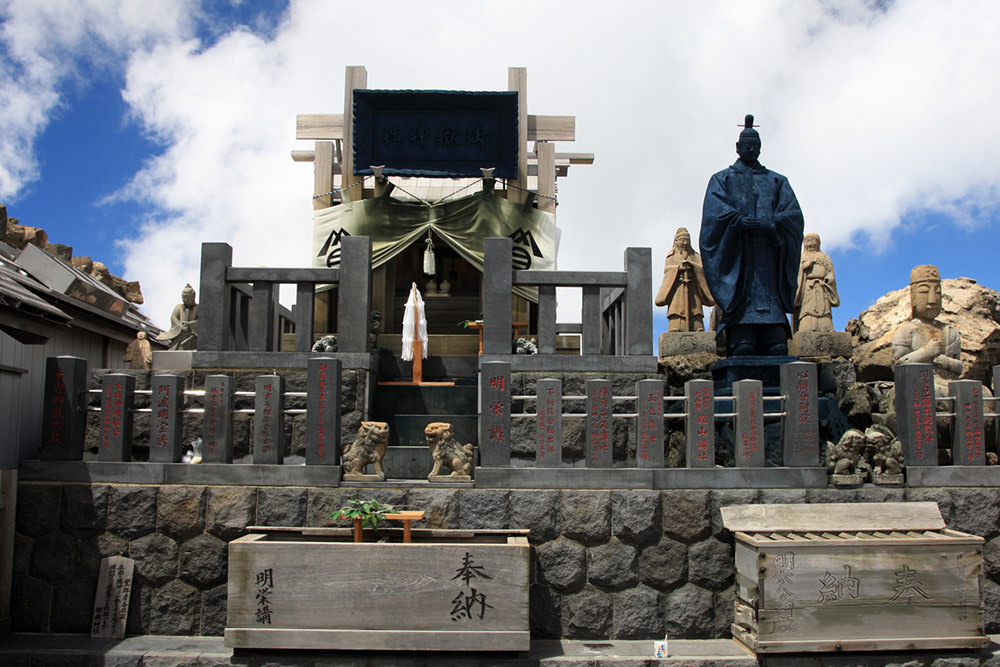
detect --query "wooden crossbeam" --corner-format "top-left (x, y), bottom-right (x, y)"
top-left (297, 113), bottom-right (577, 142)
top-left (290, 150), bottom-right (591, 177)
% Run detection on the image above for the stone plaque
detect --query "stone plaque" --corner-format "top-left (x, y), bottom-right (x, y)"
top-left (950, 379), bottom-right (985, 466)
top-left (99, 373), bottom-right (135, 462)
top-left (685, 379), bottom-right (715, 468)
top-left (536, 379), bottom-right (562, 467)
top-left (202, 375), bottom-right (233, 463)
top-left (480, 361), bottom-right (511, 466)
top-left (780, 361), bottom-right (819, 467)
top-left (636, 379), bottom-right (664, 468)
top-left (734, 379), bottom-right (764, 468)
top-left (91, 556), bottom-right (134, 639)
top-left (254, 375), bottom-right (284, 464)
top-left (307, 358), bottom-right (341, 465)
top-left (586, 379), bottom-right (613, 467)
top-left (40, 356), bottom-right (88, 460)
top-left (150, 374), bottom-right (185, 463)
top-left (894, 364), bottom-right (938, 466)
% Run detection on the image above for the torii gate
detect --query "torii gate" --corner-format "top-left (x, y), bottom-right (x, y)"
top-left (292, 65), bottom-right (593, 340)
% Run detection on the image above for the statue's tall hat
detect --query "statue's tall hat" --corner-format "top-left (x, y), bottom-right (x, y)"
top-left (739, 114), bottom-right (760, 142)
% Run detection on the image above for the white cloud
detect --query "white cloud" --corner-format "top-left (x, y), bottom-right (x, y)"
top-left (0, 0), bottom-right (196, 199)
top-left (5, 0), bottom-right (1000, 328)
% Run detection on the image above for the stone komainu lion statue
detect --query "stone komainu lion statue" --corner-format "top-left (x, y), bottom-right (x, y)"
top-left (425, 422), bottom-right (473, 478)
top-left (342, 421), bottom-right (389, 479)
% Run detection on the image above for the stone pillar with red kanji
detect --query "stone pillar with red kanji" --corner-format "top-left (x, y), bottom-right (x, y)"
top-left (480, 361), bottom-right (510, 467)
top-left (41, 356), bottom-right (88, 460)
top-left (535, 378), bottom-right (562, 467)
top-left (99, 373), bottom-right (135, 461)
top-left (254, 375), bottom-right (285, 464)
top-left (202, 375), bottom-right (233, 463)
top-left (894, 363), bottom-right (939, 466)
top-left (307, 358), bottom-right (341, 465)
top-left (636, 379), bottom-right (664, 468)
top-left (950, 379), bottom-right (985, 466)
top-left (586, 379), bottom-right (613, 467)
top-left (685, 379), bottom-right (715, 468)
top-left (780, 361), bottom-right (819, 467)
top-left (734, 379), bottom-right (764, 468)
top-left (150, 374), bottom-right (185, 463)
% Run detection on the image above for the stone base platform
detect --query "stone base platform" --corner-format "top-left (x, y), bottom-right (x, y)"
top-left (711, 355), bottom-right (799, 395)
top-left (790, 330), bottom-right (853, 359)
top-left (658, 331), bottom-right (718, 357)
top-left (2, 634), bottom-right (997, 666)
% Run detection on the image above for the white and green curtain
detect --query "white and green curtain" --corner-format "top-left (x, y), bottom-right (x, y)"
top-left (312, 191), bottom-right (560, 301)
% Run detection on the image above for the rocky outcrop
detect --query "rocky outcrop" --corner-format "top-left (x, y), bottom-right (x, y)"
top-left (847, 277), bottom-right (1000, 384)
top-left (2, 208), bottom-right (144, 304)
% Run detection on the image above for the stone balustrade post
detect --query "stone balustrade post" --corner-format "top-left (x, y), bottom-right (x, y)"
top-left (337, 236), bottom-right (372, 353)
top-left (624, 247), bottom-right (653, 356)
top-left (198, 243), bottom-right (233, 351)
top-left (483, 238), bottom-right (513, 355)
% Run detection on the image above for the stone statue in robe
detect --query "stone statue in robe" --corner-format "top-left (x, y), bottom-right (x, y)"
top-left (892, 264), bottom-right (962, 394)
top-left (156, 284), bottom-right (199, 350)
top-left (794, 233), bottom-right (840, 332)
top-left (123, 331), bottom-right (153, 369)
top-left (655, 227), bottom-right (714, 332)
top-left (699, 115), bottom-right (804, 356)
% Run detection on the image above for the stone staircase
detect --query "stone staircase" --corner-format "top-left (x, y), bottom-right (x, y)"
top-left (373, 348), bottom-right (480, 479)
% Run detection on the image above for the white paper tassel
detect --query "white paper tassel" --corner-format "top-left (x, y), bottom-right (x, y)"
top-left (423, 233), bottom-right (436, 275)
top-left (401, 283), bottom-right (428, 361)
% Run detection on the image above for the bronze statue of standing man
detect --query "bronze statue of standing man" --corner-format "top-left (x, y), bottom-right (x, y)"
top-left (699, 115), bottom-right (804, 356)
top-left (655, 227), bottom-right (714, 332)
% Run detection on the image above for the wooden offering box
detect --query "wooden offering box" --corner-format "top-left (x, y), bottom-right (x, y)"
top-left (721, 502), bottom-right (986, 654)
top-left (225, 527), bottom-right (530, 652)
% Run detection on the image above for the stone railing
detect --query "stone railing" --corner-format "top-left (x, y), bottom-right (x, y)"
top-left (474, 360), bottom-right (1000, 489)
top-left (481, 237), bottom-right (655, 372)
top-left (37, 354), bottom-right (1000, 488)
top-left (196, 236), bottom-right (372, 363)
top-left (39, 356), bottom-right (344, 467)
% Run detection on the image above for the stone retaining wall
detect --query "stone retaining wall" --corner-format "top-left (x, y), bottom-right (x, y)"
top-left (12, 483), bottom-right (1000, 639)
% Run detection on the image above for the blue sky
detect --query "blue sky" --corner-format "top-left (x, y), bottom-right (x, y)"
top-left (2, 1), bottom-right (999, 334)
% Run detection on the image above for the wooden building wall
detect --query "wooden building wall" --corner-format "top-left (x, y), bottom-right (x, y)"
top-left (0, 328), bottom-right (128, 465)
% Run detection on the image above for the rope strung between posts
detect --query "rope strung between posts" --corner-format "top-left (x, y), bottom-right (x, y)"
top-left (505, 179), bottom-right (558, 202)
top-left (311, 177), bottom-right (368, 200)
top-left (311, 175), bottom-right (558, 205)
